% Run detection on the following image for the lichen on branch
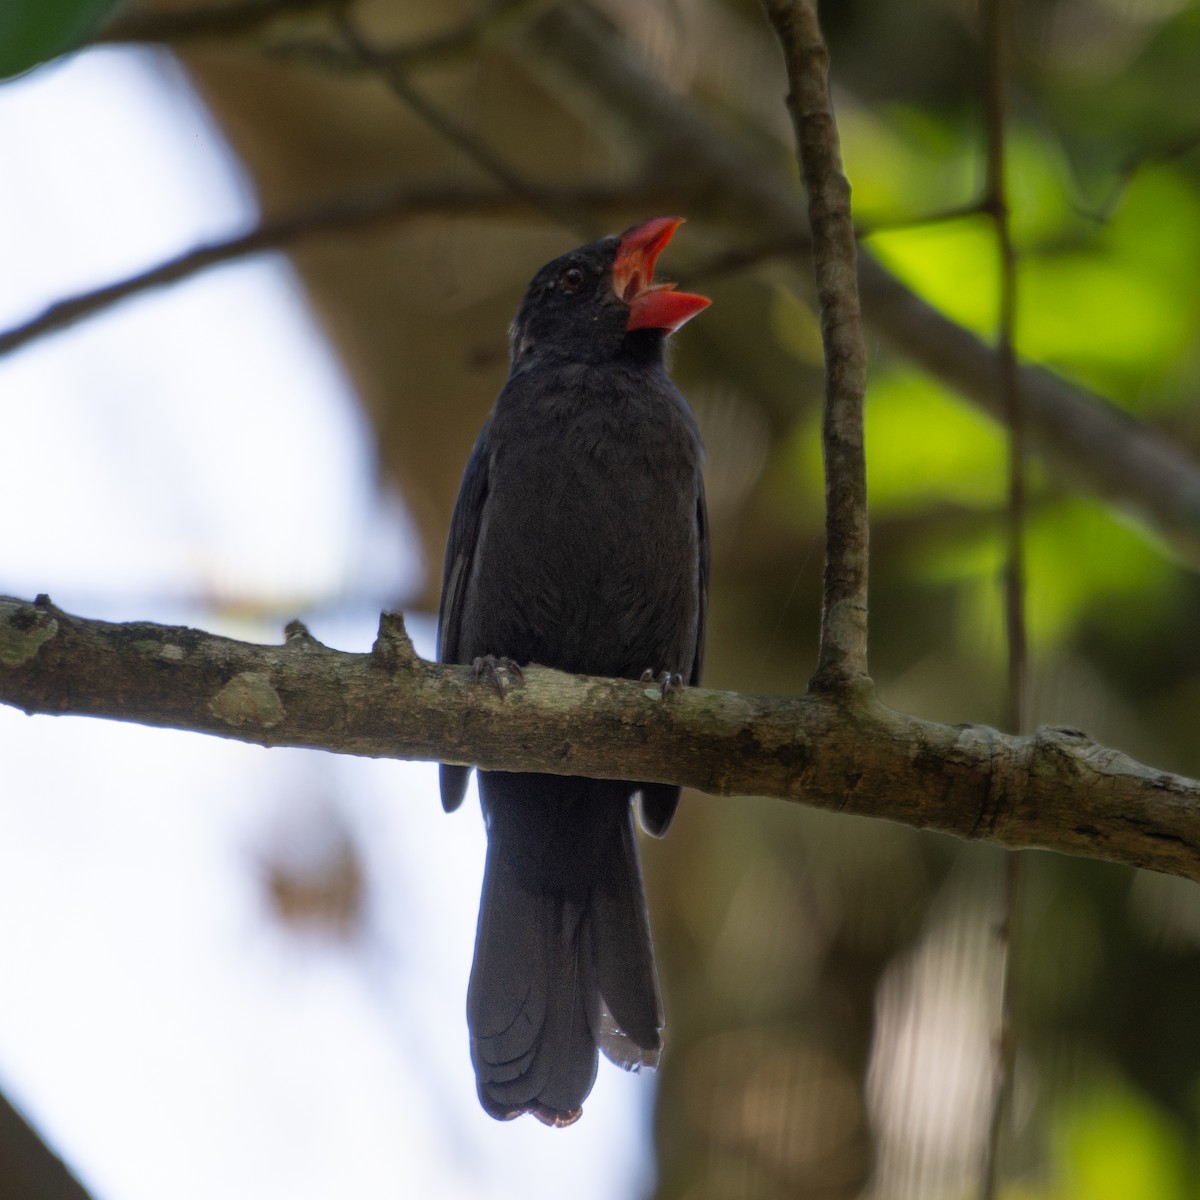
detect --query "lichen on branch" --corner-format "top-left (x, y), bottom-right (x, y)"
top-left (3, 594), bottom-right (1200, 884)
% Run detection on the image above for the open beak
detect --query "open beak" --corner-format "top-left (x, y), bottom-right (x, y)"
top-left (611, 216), bottom-right (711, 334)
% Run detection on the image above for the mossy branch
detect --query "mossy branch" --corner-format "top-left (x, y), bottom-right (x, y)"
top-left (3, 595), bottom-right (1199, 882)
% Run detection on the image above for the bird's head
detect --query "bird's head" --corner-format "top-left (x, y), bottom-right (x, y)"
top-left (509, 217), bottom-right (710, 367)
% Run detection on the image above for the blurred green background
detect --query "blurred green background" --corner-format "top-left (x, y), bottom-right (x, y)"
top-left (11, 0), bottom-right (1200, 1195)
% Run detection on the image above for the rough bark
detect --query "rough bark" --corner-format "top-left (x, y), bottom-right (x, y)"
top-left (3, 595), bottom-right (1199, 882)
top-left (763, 0), bottom-right (870, 688)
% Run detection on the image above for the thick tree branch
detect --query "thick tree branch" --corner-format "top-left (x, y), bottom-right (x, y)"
top-left (3, 595), bottom-right (1200, 883)
top-left (763, 0), bottom-right (870, 689)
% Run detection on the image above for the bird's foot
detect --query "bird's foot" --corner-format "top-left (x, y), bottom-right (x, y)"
top-left (640, 668), bottom-right (684, 697)
top-left (472, 655), bottom-right (523, 695)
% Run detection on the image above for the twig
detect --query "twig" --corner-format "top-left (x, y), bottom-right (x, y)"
top-left (1077, 127), bottom-right (1200, 224)
top-left (980, 0), bottom-right (1025, 1192)
top-left (332, 9), bottom-right (605, 241)
top-left (0, 181), bottom-right (643, 357)
top-left (98, 0), bottom-right (556, 78)
top-left (986, 40), bottom-right (1028, 742)
top-left (96, 0), bottom-right (333, 44)
top-left (855, 198), bottom-right (990, 238)
top-left (762, 0), bottom-right (870, 690)
top-left (688, 235), bottom-right (812, 283)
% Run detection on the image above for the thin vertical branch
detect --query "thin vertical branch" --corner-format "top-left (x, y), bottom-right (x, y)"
top-left (980, 0), bottom-right (1027, 1193)
top-left (762, 0), bottom-right (870, 691)
top-left (987, 53), bottom-right (1029, 741)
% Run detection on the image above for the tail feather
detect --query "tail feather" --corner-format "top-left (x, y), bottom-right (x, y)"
top-left (590, 998), bottom-right (657, 1071)
top-left (467, 852), bottom-right (548, 1046)
top-left (467, 773), bottom-right (664, 1124)
top-left (526, 901), bottom-right (600, 1119)
top-left (589, 814), bottom-right (663, 1057)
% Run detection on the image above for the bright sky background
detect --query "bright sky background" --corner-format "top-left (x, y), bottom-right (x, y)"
top-left (0, 45), bottom-right (655, 1200)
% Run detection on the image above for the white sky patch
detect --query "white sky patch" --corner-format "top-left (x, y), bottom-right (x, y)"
top-left (0, 45), bottom-right (653, 1200)
top-left (0, 48), bottom-right (416, 611)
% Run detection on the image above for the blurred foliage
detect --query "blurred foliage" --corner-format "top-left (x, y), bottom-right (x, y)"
top-left (0, 0), bottom-right (121, 80)
top-left (1045, 1085), bottom-right (1191, 1200)
top-left (823, 6), bottom-right (1200, 1189)
top-left (62, 0), bottom-right (1200, 1194)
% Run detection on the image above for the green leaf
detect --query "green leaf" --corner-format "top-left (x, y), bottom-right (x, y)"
top-left (1048, 1085), bottom-right (1190, 1200)
top-left (868, 215), bottom-right (999, 337)
top-left (1018, 167), bottom-right (1200, 400)
top-left (0, 0), bottom-right (121, 81)
top-left (919, 496), bottom-right (1176, 654)
top-left (839, 106), bottom-right (977, 223)
top-left (775, 368), bottom-right (1009, 526)
top-left (862, 370), bottom-right (1008, 515)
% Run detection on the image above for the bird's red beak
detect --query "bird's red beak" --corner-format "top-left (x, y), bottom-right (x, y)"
top-left (612, 216), bottom-right (711, 334)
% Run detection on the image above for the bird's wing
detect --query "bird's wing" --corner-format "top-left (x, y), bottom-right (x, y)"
top-left (690, 471), bottom-right (709, 688)
top-left (437, 429), bottom-right (490, 666)
top-left (639, 471), bottom-right (709, 837)
top-left (437, 428), bottom-right (491, 813)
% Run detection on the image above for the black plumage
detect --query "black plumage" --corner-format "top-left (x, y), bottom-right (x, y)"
top-left (437, 218), bottom-right (710, 1125)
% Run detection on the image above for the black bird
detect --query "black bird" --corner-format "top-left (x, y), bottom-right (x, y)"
top-left (438, 217), bottom-right (710, 1126)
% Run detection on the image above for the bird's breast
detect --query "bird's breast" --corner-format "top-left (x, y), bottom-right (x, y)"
top-left (462, 387), bottom-right (701, 678)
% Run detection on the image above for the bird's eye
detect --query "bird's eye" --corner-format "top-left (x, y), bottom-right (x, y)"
top-left (560, 266), bottom-right (585, 294)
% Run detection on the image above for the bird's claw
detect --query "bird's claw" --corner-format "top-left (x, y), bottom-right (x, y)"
top-left (472, 655), bottom-right (523, 695)
top-left (640, 668), bottom-right (684, 697)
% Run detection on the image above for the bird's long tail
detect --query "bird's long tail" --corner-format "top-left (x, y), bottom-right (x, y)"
top-left (467, 773), bottom-right (663, 1125)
